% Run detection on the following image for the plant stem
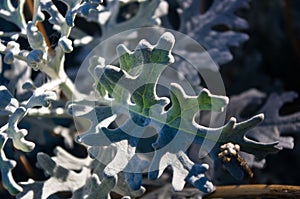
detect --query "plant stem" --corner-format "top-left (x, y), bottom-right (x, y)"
top-left (25, 0), bottom-right (82, 101)
top-left (204, 184), bottom-right (300, 199)
top-left (25, 0), bottom-right (52, 53)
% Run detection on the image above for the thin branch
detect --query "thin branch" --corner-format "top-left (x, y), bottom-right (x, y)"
top-left (25, 0), bottom-right (82, 100)
top-left (204, 184), bottom-right (300, 199)
top-left (19, 154), bottom-right (35, 179)
top-left (25, 0), bottom-right (52, 53)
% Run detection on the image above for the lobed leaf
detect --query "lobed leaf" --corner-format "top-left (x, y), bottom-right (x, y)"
top-left (0, 0), bottom-right (27, 35)
top-left (226, 89), bottom-right (296, 166)
top-left (0, 133), bottom-right (23, 195)
top-left (0, 85), bottom-right (19, 115)
top-left (172, 0), bottom-right (250, 87)
top-left (17, 151), bottom-right (90, 199)
top-left (178, 0), bottom-right (249, 65)
top-left (69, 32), bottom-right (275, 194)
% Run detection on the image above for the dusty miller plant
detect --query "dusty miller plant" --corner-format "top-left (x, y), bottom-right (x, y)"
top-left (0, 0), bottom-right (297, 198)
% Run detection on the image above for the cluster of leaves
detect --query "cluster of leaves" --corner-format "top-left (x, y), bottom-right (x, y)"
top-left (68, 31), bottom-right (282, 196)
top-left (0, 0), bottom-right (299, 198)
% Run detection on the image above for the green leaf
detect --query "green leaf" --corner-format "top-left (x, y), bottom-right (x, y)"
top-left (69, 32), bottom-right (278, 193)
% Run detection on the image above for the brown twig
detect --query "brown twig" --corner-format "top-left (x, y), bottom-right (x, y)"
top-left (19, 154), bottom-right (35, 179)
top-left (205, 184), bottom-right (300, 199)
top-left (25, 0), bottom-right (52, 53)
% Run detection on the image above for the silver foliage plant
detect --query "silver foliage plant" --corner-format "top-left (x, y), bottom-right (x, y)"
top-left (0, 0), bottom-right (296, 198)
